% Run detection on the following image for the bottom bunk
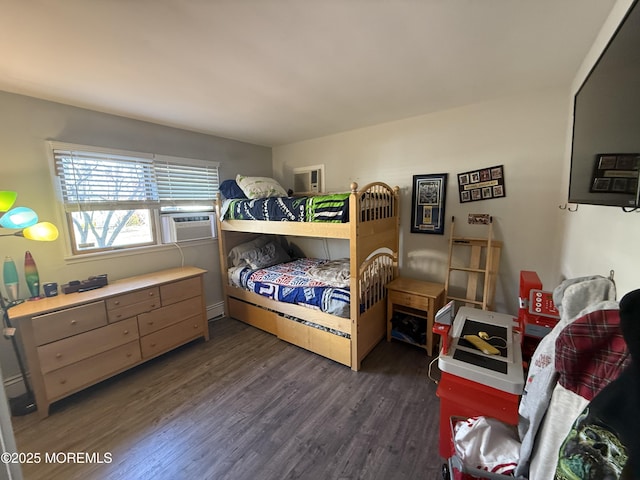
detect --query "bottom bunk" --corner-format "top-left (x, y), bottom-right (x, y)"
top-left (224, 251), bottom-right (394, 371)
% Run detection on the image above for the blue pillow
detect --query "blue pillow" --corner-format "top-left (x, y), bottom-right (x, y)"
top-left (220, 179), bottom-right (247, 199)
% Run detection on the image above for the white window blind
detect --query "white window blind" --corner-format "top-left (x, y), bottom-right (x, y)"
top-left (154, 155), bottom-right (220, 210)
top-left (51, 144), bottom-right (220, 212)
top-left (51, 143), bottom-right (158, 212)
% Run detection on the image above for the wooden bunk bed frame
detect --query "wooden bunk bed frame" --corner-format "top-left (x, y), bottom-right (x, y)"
top-left (215, 182), bottom-right (400, 371)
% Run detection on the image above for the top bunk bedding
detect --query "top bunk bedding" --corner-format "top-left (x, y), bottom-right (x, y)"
top-left (218, 177), bottom-right (398, 225)
top-left (217, 179), bottom-right (399, 243)
top-left (221, 193), bottom-right (350, 223)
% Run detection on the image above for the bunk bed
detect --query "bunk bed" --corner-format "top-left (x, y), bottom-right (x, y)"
top-left (215, 181), bottom-right (400, 371)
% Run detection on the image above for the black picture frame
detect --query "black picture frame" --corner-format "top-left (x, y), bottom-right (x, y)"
top-left (411, 173), bottom-right (448, 234)
top-left (457, 164), bottom-right (506, 203)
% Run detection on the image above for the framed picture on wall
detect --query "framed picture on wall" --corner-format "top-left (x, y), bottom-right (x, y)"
top-left (410, 173), bottom-right (448, 234)
top-left (458, 164), bottom-right (506, 203)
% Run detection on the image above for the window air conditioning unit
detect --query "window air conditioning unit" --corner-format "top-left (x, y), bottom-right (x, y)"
top-left (160, 213), bottom-right (216, 244)
top-left (293, 165), bottom-right (324, 194)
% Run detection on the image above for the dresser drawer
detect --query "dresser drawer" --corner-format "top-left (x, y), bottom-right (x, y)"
top-left (37, 317), bottom-right (139, 374)
top-left (107, 298), bottom-right (159, 323)
top-left (140, 315), bottom-right (204, 359)
top-left (388, 290), bottom-right (429, 311)
top-left (160, 277), bottom-right (201, 306)
top-left (32, 301), bottom-right (108, 346)
top-left (105, 287), bottom-right (160, 311)
top-left (43, 340), bottom-right (141, 400)
top-left (137, 297), bottom-right (203, 336)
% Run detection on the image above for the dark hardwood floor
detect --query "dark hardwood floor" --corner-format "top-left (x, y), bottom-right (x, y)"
top-left (12, 318), bottom-right (443, 480)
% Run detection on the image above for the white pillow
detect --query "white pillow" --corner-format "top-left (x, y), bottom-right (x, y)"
top-left (236, 174), bottom-right (287, 199)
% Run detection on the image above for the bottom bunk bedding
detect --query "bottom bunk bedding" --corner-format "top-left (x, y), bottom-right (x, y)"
top-left (228, 258), bottom-right (351, 318)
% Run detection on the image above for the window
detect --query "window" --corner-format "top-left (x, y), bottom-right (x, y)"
top-left (155, 155), bottom-right (220, 213)
top-left (51, 142), bottom-right (219, 255)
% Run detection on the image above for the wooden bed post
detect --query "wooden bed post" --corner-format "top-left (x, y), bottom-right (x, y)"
top-left (215, 194), bottom-right (230, 319)
top-left (349, 182), bottom-right (360, 371)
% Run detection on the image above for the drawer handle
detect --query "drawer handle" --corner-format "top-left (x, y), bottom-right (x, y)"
top-left (116, 314), bottom-right (122, 318)
top-left (149, 292), bottom-right (155, 296)
top-left (193, 324), bottom-right (198, 329)
top-left (55, 353), bottom-right (62, 359)
top-left (60, 379), bottom-right (67, 385)
top-left (123, 330), bottom-right (129, 335)
top-left (150, 304), bottom-right (157, 308)
top-left (150, 343), bottom-right (156, 348)
top-left (114, 300), bottom-right (120, 305)
top-left (126, 352), bottom-right (132, 358)
top-left (147, 321), bottom-right (154, 326)
top-left (70, 320), bottom-right (77, 325)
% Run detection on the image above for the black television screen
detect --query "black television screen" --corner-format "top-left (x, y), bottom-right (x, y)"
top-left (569, 0), bottom-right (640, 207)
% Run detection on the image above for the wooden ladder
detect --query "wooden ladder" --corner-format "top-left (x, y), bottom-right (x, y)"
top-left (444, 215), bottom-right (502, 310)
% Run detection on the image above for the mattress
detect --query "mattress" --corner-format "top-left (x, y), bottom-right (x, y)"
top-left (222, 194), bottom-right (350, 222)
top-left (228, 258), bottom-right (350, 318)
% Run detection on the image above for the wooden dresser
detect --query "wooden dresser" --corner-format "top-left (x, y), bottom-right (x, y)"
top-left (8, 266), bottom-right (208, 418)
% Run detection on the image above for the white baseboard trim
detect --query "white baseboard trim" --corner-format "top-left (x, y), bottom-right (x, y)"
top-left (207, 301), bottom-right (225, 321)
top-left (4, 374), bottom-right (27, 398)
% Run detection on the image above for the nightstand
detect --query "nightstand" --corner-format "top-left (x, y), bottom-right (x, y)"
top-left (386, 277), bottom-right (445, 356)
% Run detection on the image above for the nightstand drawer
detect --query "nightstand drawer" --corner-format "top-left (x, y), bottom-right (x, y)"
top-left (37, 317), bottom-right (139, 373)
top-left (32, 301), bottom-right (108, 346)
top-left (140, 315), bottom-right (203, 359)
top-left (388, 291), bottom-right (429, 311)
top-left (43, 340), bottom-right (141, 399)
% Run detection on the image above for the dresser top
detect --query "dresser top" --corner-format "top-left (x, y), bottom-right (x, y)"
top-left (8, 266), bottom-right (206, 320)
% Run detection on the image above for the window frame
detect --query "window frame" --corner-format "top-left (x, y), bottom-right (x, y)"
top-left (49, 142), bottom-right (220, 257)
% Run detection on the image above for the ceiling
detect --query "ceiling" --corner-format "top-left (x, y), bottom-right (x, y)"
top-left (0, 1), bottom-right (617, 147)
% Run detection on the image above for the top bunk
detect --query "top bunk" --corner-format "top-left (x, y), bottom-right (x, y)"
top-left (216, 181), bottom-right (400, 240)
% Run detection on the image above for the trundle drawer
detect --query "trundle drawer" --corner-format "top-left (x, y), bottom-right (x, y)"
top-left (37, 317), bottom-right (139, 373)
top-left (276, 316), bottom-right (351, 366)
top-left (160, 276), bottom-right (202, 305)
top-left (137, 297), bottom-right (203, 336)
top-left (32, 301), bottom-right (107, 346)
top-left (140, 315), bottom-right (204, 359)
top-left (228, 297), bottom-right (278, 335)
top-left (43, 340), bottom-right (141, 400)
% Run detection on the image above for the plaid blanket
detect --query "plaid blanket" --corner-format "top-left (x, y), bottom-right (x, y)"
top-left (555, 308), bottom-right (630, 401)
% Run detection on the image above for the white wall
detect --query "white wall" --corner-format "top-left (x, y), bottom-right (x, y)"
top-left (558, 0), bottom-right (639, 299)
top-left (0, 91), bottom-right (271, 382)
top-left (274, 87), bottom-right (570, 314)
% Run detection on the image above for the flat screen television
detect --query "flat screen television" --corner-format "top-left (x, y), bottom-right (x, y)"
top-left (569, 0), bottom-right (640, 207)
